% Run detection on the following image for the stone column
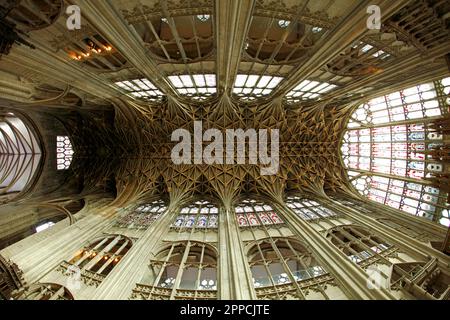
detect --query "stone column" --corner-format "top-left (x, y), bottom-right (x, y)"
top-left (218, 204), bottom-right (256, 299)
top-left (91, 201), bottom-right (180, 300)
top-left (272, 200), bottom-right (396, 300)
top-left (324, 198), bottom-right (450, 269)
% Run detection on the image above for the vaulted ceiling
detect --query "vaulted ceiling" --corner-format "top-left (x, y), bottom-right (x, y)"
top-left (0, 0), bottom-right (449, 205)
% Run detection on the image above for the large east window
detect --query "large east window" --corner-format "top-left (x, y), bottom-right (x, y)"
top-left (341, 77), bottom-right (450, 226)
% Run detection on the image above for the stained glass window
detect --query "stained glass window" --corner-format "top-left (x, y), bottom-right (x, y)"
top-left (235, 199), bottom-right (283, 227)
top-left (351, 174), bottom-right (448, 221)
top-left (116, 200), bottom-right (167, 229)
top-left (57, 136), bottom-right (74, 170)
top-left (342, 123), bottom-right (443, 178)
top-left (172, 200), bottom-right (218, 230)
top-left (286, 196), bottom-right (339, 221)
top-left (342, 77), bottom-right (450, 226)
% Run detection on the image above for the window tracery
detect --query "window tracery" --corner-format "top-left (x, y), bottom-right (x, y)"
top-left (285, 79), bottom-right (337, 103)
top-left (63, 235), bottom-right (132, 286)
top-left (286, 196), bottom-right (339, 221)
top-left (168, 74), bottom-right (216, 100)
top-left (247, 238), bottom-right (332, 299)
top-left (350, 175), bottom-right (448, 223)
top-left (233, 74), bottom-right (283, 101)
top-left (342, 77), bottom-right (450, 225)
top-left (277, 20), bottom-right (290, 28)
top-left (132, 242), bottom-right (217, 300)
top-left (326, 225), bottom-right (392, 265)
top-left (329, 196), bottom-right (446, 243)
top-left (235, 199), bottom-right (283, 227)
top-left (249, 238), bottom-right (325, 287)
top-left (196, 14), bottom-right (210, 22)
top-left (116, 200), bottom-right (167, 229)
top-left (172, 200), bottom-right (218, 231)
top-left (56, 136), bottom-right (73, 170)
top-left (115, 78), bottom-right (164, 101)
top-left (0, 113), bottom-right (41, 195)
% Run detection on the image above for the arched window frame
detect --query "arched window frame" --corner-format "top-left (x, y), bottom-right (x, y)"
top-left (341, 77), bottom-right (450, 226)
top-left (116, 199), bottom-right (167, 229)
top-left (246, 237), bottom-right (329, 299)
top-left (285, 196), bottom-right (340, 221)
top-left (234, 198), bottom-right (284, 228)
top-left (132, 241), bottom-right (218, 300)
top-left (326, 225), bottom-right (392, 266)
top-left (0, 112), bottom-right (42, 197)
top-left (62, 234), bottom-right (132, 286)
top-left (172, 200), bottom-right (219, 231)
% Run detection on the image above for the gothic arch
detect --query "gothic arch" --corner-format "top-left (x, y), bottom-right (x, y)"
top-left (132, 241), bottom-right (218, 300)
top-left (0, 110), bottom-right (43, 203)
top-left (244, 237), bottom-right (332, 299)
top-left (61, 234), bottom-right (133, 287)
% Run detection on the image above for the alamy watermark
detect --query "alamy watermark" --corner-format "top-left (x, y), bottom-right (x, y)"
top-left (65, 264), bottom-right (82, 291)
top-left (66, 5), bottom-right (81, 30)
top-left (171, 121), bottom-right (279, 176)
top-left (367, 5), bottom-right (381, 30)
top-left (65, 4), bottom-right (381, 31)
